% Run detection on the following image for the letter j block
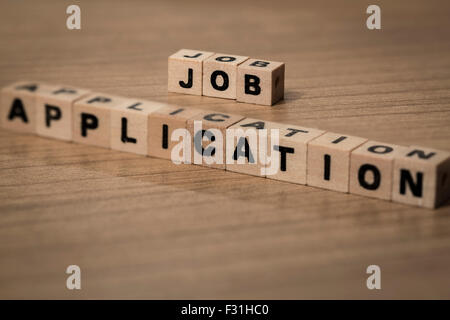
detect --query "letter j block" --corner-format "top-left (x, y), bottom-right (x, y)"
top-left (168, 49), bottom-right (214, 96)
top-left (236, 59), bottom-right (285, 106)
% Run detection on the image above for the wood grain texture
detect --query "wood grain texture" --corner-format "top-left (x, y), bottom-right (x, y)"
top-left (0, 0), bottom-right (449, 299)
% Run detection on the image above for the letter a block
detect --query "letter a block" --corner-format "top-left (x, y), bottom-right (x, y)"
top-left (307, 133), bottom-right (367, 192)
top-left (35, 85), bottom-right (91, 141)
top-left (236, 59), bottom-right (285, 106)
top-left (168, 49), bottom-right (214, 96)
top-left (187, 111), bottom-right (244, 169)
top-left (147, 106), bottom-right (202, 161)
top-left (202, 53), bottom-right (249, 100)
top-left (73, 93), bottom-right (127, 148)
top-left (1, 81), bottom-right (50, 134)
top-left (349, 141), bottom-right (406, 200)
top-left (392, 146), bottom-right (450, 208)
top-left (110, 100), bottom-right (166, 155)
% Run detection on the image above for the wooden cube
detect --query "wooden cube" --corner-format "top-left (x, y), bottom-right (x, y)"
top-left (148, 105), bottom-right (202, 162)
top-left (392, 146), bottom-right (450, 208)
top-left (307, 132), bottom-right (367, 192)
top-left (225, 118), bottom-right (269, 177)
top-left (1, 81), bottom-right (50, 134)
top-left (264, 124), bottom-right (325, 184)
top-left (187, 110), bottom-right (244, 169)
top-left (236, 59), bottom-right (285, 106)
top-left (202, 53), bottom-right (249, 99)
top-left (349, 141), bottom-right (407, 200)
top-left (35, 85), bottom-right (91, 141)
top-left (73, 93), bottom-right (128, 148)
top-left (110, 99), bottom-right (166, 155)
top-left (168, 49), bottom-right (214, 96)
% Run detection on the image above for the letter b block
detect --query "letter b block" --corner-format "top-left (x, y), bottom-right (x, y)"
top-left (236, 59), bottom-right (285, 106)
top-left (392, 146), bottom-right (450, 208)
top-left (168, 49), bottom-right (214, 96)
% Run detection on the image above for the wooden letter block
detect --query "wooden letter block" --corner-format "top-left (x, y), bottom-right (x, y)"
top-left (35, 85), bottom-right (91, 141)
top-left (147, 105), bottom-right (202, 161)
top-left (225, 118), bottom-right (269, 177)
top-left (392, 146), bottom-right (450, 208)
top-left (264, 124), bottom-right (325, 184)
top-left (168, 49), bottom-right (214, 96)
top-left (73, 93), bottom-right (127, 148)
top-left (187, 111), bottom-right (244, 169)
top-left (349, 141), bottom-right (406, 200)
top-left (110, 100), bottom-right (166, 155)
top-left (202, 53), bottom-right (249, 100)
top-left (1, 81), bottom-right (50, 134)
top-left (307, 132), bottom-right (367, 192)
top-left (236, 59), bottom-right (285, 106)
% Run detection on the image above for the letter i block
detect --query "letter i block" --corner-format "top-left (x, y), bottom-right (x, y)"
top-left (392, 146), bottom-right (450, 208)
top-left (1, 81), bottom-right (51, 133)
top-left (110, 100), bottom-right (166, 155)
top-left (307, 133), bottom-right (367, 192)
top-left (73, 93), bottom-right (128, 148)
top-left (35, 85), bottom-right (91, 141)
top-left (236, 59), bottom-right (285, 106)
top-left (187, 111), bottom-right (244, 169)
top-left (202, 53), bottom-right (249, 99)
top-left (147, 106), bottom-right (202, 161)
top-left (225, 118), bottom-right (269, 177)
top-left (349, 141), bottom-right (407, 200)
top-left (168, 49), bottom-right (214, 96)
top-left (264, 124), bottom-right (325, 184)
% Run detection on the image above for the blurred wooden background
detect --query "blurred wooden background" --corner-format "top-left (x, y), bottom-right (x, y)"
top-left (0, 0), bottom-right (449, 299)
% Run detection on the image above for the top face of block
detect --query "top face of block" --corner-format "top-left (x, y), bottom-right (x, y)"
top-left (38, 85), bottom-right (91, 102)
top-left (204, 53), bottom-right (249, 66)
top-left (1, 81), bottom-right (50, 97)
top-left (396, 145), bottom-right (450, 166)
top-left (238, 58), bottom-right (284, 72)
top-left (187, 110), bottom-right (244, 129)
top-left (113, 99), bottom-right (167, 115)
top-left (150, 105), bottom-right (203, 120)
top-left (74, 93), bottom-right (128, 110)
top-left (352, 140), bottom-right (406, 159)
top-left (228, 117), bottom-right (275, 131)
top-left (169, 49), bottom-right (214, 62)
top-left (308, 132), bottom-right (367, 152)
top-left (266, 123), bottom-right (325, 143)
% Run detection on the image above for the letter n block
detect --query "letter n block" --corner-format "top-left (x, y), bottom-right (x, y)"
top-left (187, 111), bottom-right (244, 169)
top-left (307, 133), bottom-right (367, 192)
top-left (147, 106), bottom-right (202, 161)
top-left (236, 59), bottom-right (285, 106)
top-left (73, 93), bottom-right (127, 148)
top-left (168, 49), bottom-right (214, 96)
top-left (1, 81), bottom-right (50, 134)
top-left (202, 53), bottom-right (249, 99)
top-left (349, 141), bottom-right (406, 200)
top-left (392, 146), bottom-right (450, 208)
top-left (35, 85), bottom-right (91, 141)
top-left (110, 100), bottom-right (166, 155)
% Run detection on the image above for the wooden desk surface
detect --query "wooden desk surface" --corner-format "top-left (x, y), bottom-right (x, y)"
top-left (0, 0), bottom-right (449, 299)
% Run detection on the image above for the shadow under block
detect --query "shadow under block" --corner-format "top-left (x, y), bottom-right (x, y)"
top-left (35, 85), bottom-right (91, 141)
top-left (187, 111), bottom-right (245, 169)
top-left (225, 118), bottom-right (272, 177)
top-left (307, 132), bottom-right (368, 193)
top-left (110, 100), bottom-right (166, 155)
top-left (202, 53), bottom-right (249, 100)
top-left (264, 124), bottom-right (325, 184)
top-left (147, 105), bottom-right (202, 161)
top-left (236, 59), bottom-right (285, 106)
top-left (168, 49), bottom-right (214, 96)
top-left (392, 146), bottom-right (450, 208)
top-left (73, 93), bottom-right (128, 148)
top-left (0, 81), bottom-right (50, 134)
top-left (349, 141), bottom-right (406, 201)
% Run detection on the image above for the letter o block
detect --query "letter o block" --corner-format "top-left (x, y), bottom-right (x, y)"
top-left (392, 146), bottom-right (450, 208)
top-left (168, 49), bottom-right (214, 96)
top-left (236, 59), bottom-right (285, 106)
